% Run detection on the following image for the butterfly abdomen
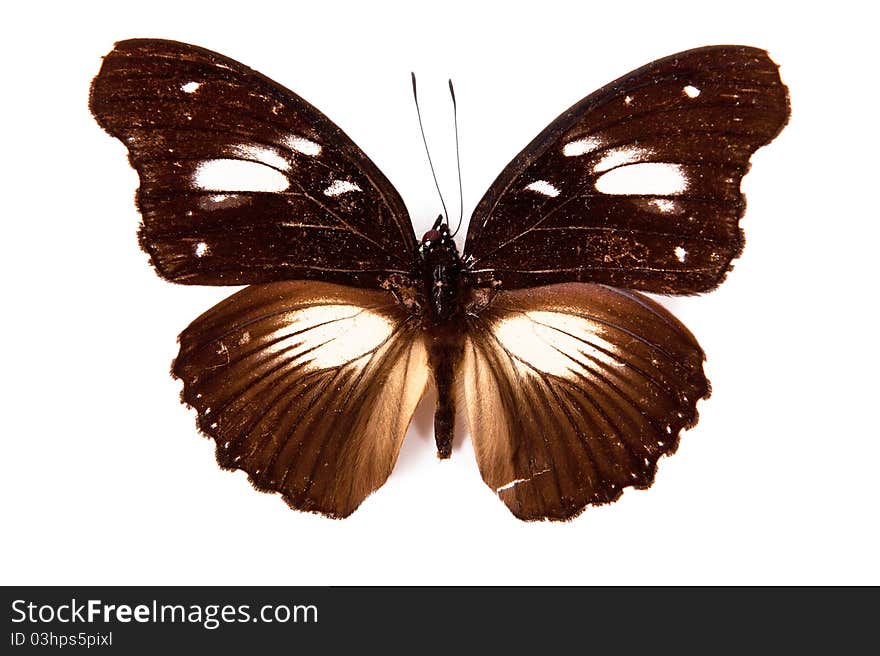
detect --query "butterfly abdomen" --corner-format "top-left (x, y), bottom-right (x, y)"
top-left (427, 324), bottom-right (465, 459)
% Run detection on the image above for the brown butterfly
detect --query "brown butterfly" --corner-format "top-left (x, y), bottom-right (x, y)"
top-left (90, 40), bottom-right (789, 520)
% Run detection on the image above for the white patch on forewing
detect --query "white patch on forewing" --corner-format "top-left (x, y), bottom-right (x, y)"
top-left (493, 311), bottom-right (619, 378)
top-left (650, 198), bottom-right (680, 213)
top-left (263, 305), bottom-right (394, 371)
top-left (324, 180), bottom-right (362, 197)
top-left (285, 135), bottom-right (322, 156)
top-left (197, 194), bottom-right (251, 211)
top-left (595, 163), bottom-right (689, 196)
top-left (594, 146), bottom-right (652, 173)
top-left (192, 159), bottom-right (289, 192)
top-left (229, 144), bottom-right (291, 172)
top-left (563, 136), bottom-right (604, 157)
top-left (675, 246), bottom-right (687, 262)
top-left (181, 81), bottom-right (201, 93)
top-left (524, 180), bottom-right (560, 197)
top-left (194, 242), bottom-right (209, 257)
top-left (683, 85), bottom-right (701, 98)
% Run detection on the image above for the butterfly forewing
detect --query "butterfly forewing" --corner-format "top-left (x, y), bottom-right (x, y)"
top-left (90, 39), bottom-right (417, 288)
top-left (462, 283), bottom-right (709, 520)
top-left (172, 281), bottom-right (429, 517)
top-left (463, 46), bottom-right (789, 294)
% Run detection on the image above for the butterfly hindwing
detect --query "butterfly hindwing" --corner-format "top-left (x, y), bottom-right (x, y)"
top-left (90, 39), bottom-right (417, 289)
top-left (172, 281), bottom-right (429, 517)
top-left (462, 283), bottom-right (709, 520)
top-left (462, 46), bottom-right (790, 294)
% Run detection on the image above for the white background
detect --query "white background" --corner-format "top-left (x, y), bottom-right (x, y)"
top-left (2, 0), bottom-right (877, 585)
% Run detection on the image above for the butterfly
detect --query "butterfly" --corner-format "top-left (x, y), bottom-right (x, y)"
top-left (90, 39), bottom-right (789, 520)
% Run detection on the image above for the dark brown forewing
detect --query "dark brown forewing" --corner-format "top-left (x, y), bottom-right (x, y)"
top-left (173, 281), bottom-right (428, 517)
top-left (462, 283), bottom-right (709, 520)
top-left (90, 39), bottom-right (417, 288)
top-left (463, 46), bottom-right (790, 294)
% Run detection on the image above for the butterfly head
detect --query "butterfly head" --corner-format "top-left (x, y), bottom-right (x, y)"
top-left (421, 228), bottom-right (443, 245)
top-left (419, 215), bottom-right (454, 252)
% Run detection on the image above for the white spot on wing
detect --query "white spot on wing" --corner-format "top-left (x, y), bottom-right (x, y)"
top-left (683, 85), bottom-right (701, 98)
top-left (524, 180), bottom-right (560, 197)
top-left (563, 137), bottom-right (603, 157)
top-left (496, 476), bottom-right (531, 492)
top-left (624, 95), bottom-right (633, 105)
top-left (649, 198), bottom-right (680, 214)
top-left (285, 135), bottom-right (322, 156)
top-left (230, 144), bottom-right (290, 172)
top-left (495, 469), bottom-right (551, 493)
top-left (192, 159), bottom-right (289, 193)
top-left (197, 194), bottom-right (250, 211)
top-left (595, 163), bottom-right (689, 196)
top-left (594, 146), bottom-right (652, 173)
top-left (194, 242), bottom-right (208, 257)
top-left (675, 246), bottom-right (687, 262)
top-left (181, 81), bottom-right (200, 93)
top-left (324, 180), bottom-right (362, 197)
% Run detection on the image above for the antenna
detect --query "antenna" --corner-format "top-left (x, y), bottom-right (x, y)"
top-left (411, 72), bottom-right (449, 226)
top-left (448, 79), bottom-right (464, 238)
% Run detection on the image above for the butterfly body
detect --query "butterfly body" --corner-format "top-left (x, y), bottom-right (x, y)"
top-left (414, 223), bottom-right (469, 457)
top-left (90, 40), bottom-right (788, 520)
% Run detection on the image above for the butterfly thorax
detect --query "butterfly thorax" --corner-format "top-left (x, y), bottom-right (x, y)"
top-left (417, 225), bottom-right (464, 326)
top-left (380, 223), bottom-right (493, 331)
